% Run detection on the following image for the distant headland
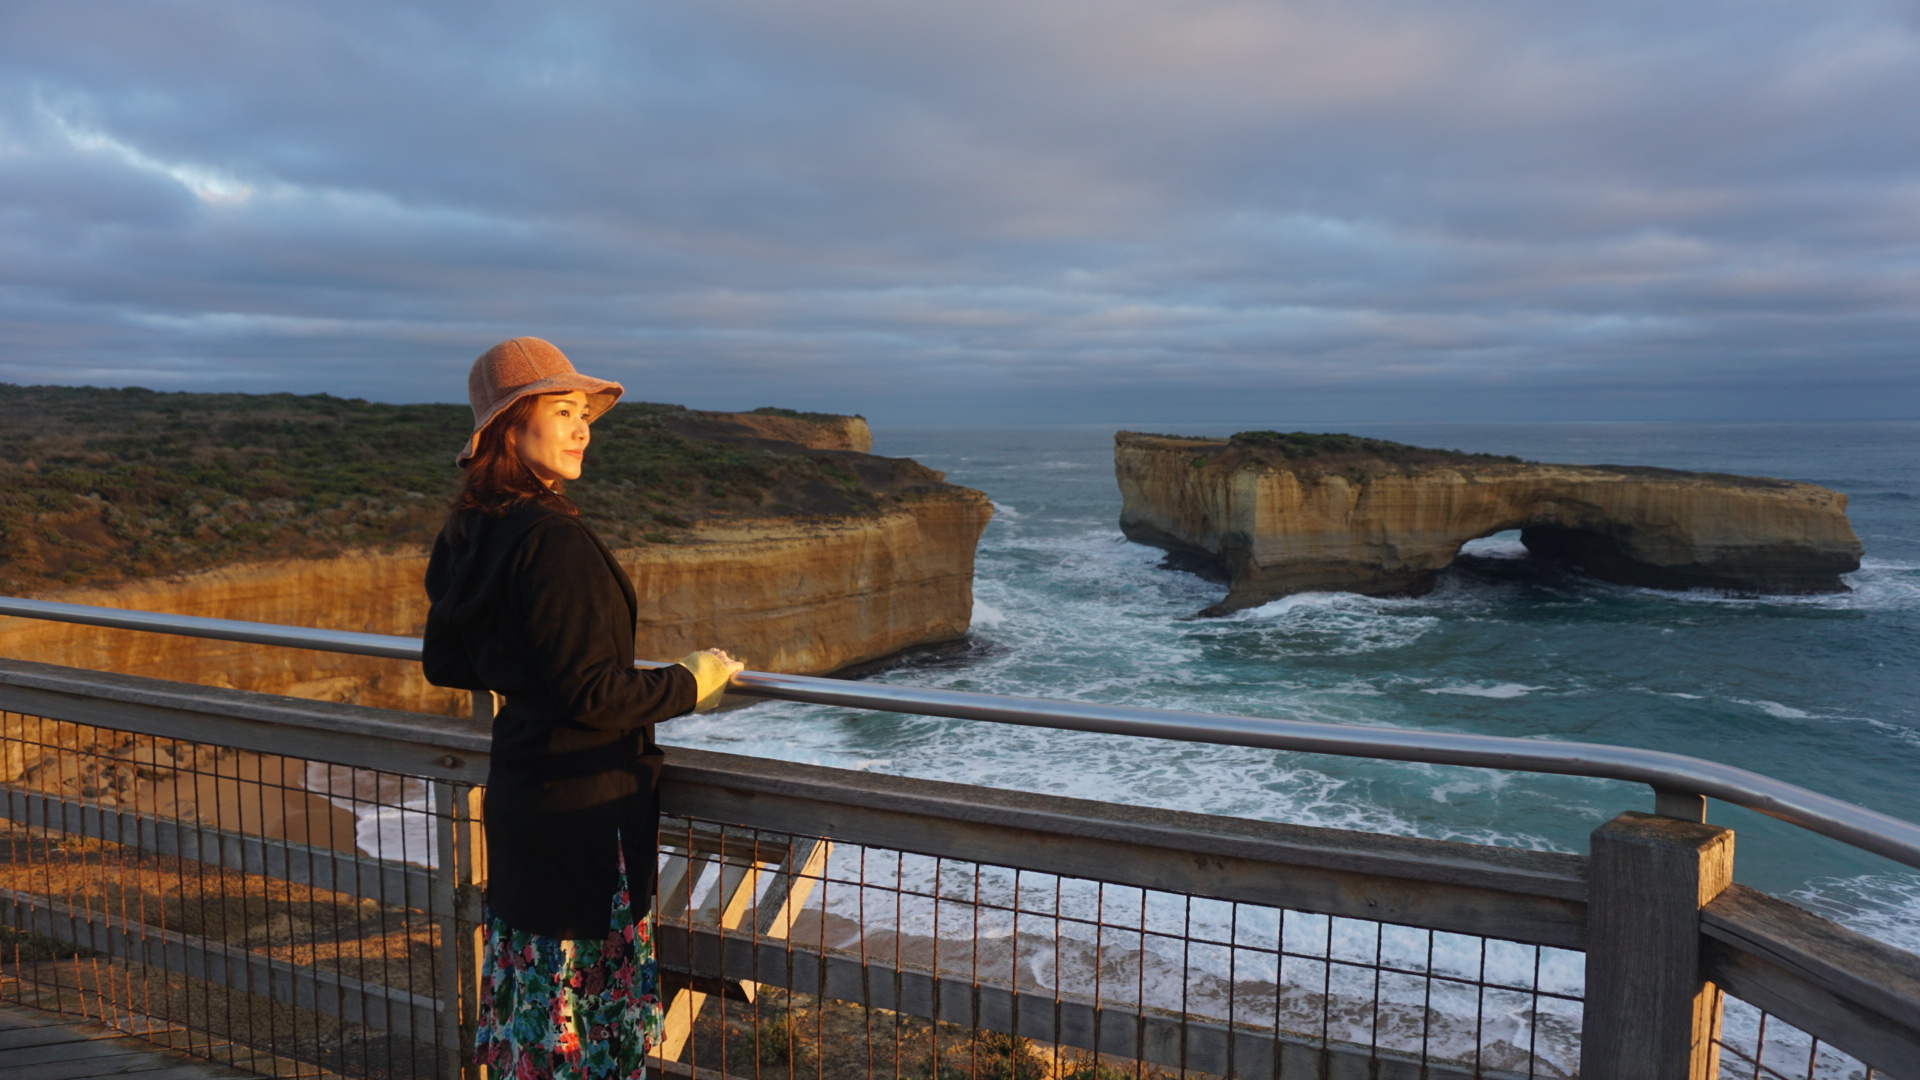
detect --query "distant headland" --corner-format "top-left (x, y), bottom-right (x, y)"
top-left (1115, 429), bottom-right (1863, 615)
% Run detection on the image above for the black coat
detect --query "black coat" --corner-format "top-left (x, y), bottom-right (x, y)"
top-left (423, 501), bottom-right (696, 938)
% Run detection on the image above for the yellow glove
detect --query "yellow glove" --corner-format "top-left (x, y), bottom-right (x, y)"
top-left (678, 650), bottom-right (741, 712)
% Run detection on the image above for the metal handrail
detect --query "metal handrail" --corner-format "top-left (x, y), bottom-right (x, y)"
top-left (5, 594), bottom-right (1920, 872)
top-left (0, 597), bottom-right (424, 659)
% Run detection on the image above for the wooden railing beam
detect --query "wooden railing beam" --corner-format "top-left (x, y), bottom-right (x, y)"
top-left (662, 746), bottom-right (1590, 948)
top-left (1701, 884), bottom-right (1920, 1078)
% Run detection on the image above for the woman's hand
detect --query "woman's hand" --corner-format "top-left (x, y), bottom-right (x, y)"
top-left (678, 648), bottom-right (746, 712)
top-left (702, 648), bottom-right (746, 679)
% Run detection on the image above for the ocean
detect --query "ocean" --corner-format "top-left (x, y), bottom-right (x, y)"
top-left (664, 420), bottom-right (1920, 957)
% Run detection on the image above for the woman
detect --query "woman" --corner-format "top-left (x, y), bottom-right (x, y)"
top-left (423, 337), bottom-right (742, 1080)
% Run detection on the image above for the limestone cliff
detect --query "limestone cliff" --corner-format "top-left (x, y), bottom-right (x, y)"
top-left (0, 491), bottom-right (989, 715)
top-left (0, 387), bottom-right (883, 593)
top-left (676, 409), bottom-right (873, 452)
top-left (0, 385), bottom-right (988, 712)
top-left (1116, 431), bottom-right (1862, 614)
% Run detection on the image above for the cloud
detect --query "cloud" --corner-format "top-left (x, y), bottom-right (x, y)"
top-left (0, 0), bottom-right (1915, 421)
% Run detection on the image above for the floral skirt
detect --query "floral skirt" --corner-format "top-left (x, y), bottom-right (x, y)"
top-left (474, 852), bottom-right (665, 1080)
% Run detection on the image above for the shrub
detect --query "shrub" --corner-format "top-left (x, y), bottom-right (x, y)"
top-left (750, 406), bottom-right (861, 422)
top-left (914, 1032), bottom-right (1050, 1080)
top-left (1060, 1060), bottom-right (1133, 1080)
top-left (752, 1011), bottom-right (808, 1066)
top-left (1228, 430), bottom-right (1524, 465)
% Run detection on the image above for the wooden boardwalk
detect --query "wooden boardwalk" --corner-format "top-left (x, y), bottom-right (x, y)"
top-left (0, 1005), bottom-right (261, 1080)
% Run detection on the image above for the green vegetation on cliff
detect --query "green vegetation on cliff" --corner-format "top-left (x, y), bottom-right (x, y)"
top-left (748, 406), bottom-right (862, 423)
top-left (0, 384), bottom-right (944, 594)
top-left (1226, 430), bottom-right (1524, 465)
top-left (1126, 429), bottom-right (1527, 475)
top-left (1142, 429), bottom-right (1786, 489)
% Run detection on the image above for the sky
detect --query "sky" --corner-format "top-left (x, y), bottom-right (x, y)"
top-left (2, 0), bottom-right (1918, 425)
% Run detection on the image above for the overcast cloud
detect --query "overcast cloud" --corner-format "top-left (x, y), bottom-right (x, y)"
top-left (1, 0), bottom-right (1917, 423)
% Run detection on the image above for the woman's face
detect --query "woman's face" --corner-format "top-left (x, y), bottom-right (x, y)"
top-left (515, 392), bottom-right (592, 485)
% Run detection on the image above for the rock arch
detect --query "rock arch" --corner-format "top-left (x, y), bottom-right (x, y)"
top-left (1113, 432), bottom-right (1863, 615)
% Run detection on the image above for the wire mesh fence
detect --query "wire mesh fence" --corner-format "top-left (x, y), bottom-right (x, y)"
top-left (2, 705), bottom-right (1583, 1080)
top-left (5, 696), bottom-right (1915, 1080)
top-left (1711, 994), bottom-right (1882, 1080)
top-left (652, 815), bottom-right (1585, 1080)
top-left (0, 708), bottom-right (477, 1080)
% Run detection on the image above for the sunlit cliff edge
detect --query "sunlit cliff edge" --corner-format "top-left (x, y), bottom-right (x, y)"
top-left (1116, 430), bottom-right (1862, 615)
top-left (0, 386), bottom-right (985, 715)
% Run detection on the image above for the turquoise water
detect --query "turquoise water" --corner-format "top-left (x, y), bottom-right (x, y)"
top-left (666, 421), bottom-right (1920, 953)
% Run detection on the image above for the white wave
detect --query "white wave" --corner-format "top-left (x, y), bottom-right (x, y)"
top-left (354, 801), bottom-right (439, 868)
top-left (679, 519), bottom-right (1551, 852)
top-left (1839, 559), bottom-right (1920, 610)
top-left (779, 847), bottom-right (1581, 1075)
top-left (671, 699), bottom-right (1564, 856)
top-left (1600, 557), bottom-right (1920, 612)
top-left (970, 598), bottom-right (1007, 629)
top-left (1224, 591), bottom-right (1442, 655)
top-left (1788, 873), bottom-right (1920, 955)
top-left (301, 762), bottom-right (439, 868)
top-left (1232, 590), bottom-right (1358, 618)
top-left (1431, 780), bottom-right (1489, 804)
top-left (1424, 682), bottom-right (1547, 699)
top-left (1734, 698), bottom-right (1813, 720)
top-left (1858, 558), bottom-right (1920, 571)
top-left (989, 501), bottom-right (1021, 518)
top-left (1457, 531), bottom-right (1528, 559)
top-left (1851, 713), bottom-right (1920, 749)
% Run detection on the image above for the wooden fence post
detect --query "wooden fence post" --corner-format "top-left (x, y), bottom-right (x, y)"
top-left (1581, 810), bottom-right (1734, 1080)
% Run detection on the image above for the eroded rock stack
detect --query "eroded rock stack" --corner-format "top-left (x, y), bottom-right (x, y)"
top-left (1116, 430), bottom-right (1862, 614)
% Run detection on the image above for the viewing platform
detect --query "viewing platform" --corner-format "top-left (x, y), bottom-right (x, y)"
top-left (0, 1003), bottom-right (260, 1080)
top-left (1, 595), bottom-right (1916, 1080)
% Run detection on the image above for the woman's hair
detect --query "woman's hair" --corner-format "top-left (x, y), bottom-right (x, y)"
top-left (444, 394), bottom-right (578, 541)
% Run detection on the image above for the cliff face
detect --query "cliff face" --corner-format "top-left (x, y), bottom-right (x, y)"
top-left (0, 490), bottom-right (991, 715)
top-left (672, 410), bottom-right (873, 452)
top-left (0, 551), bottom-right (460, 713)
top-left (626, 498), bottom-right (986, 673)
top-left (1116, 431), bottom-right (1863, 613)
top-left (0, 387), bottom-right (883, 594)
top-left (0, 385), bottom-right (988, 712)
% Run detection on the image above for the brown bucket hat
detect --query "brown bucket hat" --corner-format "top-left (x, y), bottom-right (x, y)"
top-left (457, 337), bottom-right (624, 465)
